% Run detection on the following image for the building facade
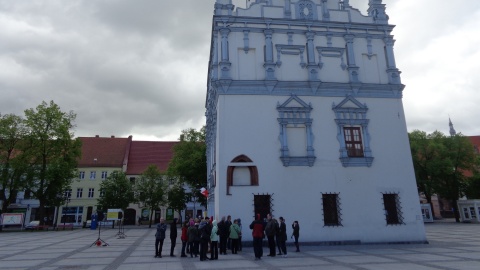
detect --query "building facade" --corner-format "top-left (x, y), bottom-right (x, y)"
top-left (205, 0), bottom-right (427, 243)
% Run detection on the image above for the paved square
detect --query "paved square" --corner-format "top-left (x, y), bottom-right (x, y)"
top-left (0, 220), bottom-right (479, 270)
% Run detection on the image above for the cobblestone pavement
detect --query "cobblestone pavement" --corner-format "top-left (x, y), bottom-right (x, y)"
top-left (1, 220), bottom-right (479, 270)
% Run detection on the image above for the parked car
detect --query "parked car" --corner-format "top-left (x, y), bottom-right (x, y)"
top-left (24, 220), bottom-right (40, 230)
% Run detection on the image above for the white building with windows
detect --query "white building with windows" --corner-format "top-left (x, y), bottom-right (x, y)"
top-left (205, 0), bottom-right (427, 243)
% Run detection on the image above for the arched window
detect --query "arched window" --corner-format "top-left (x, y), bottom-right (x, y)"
top-left (226, 155), bottom-right (259, 195)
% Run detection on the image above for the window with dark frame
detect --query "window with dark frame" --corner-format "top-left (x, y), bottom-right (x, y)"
top-left (343, 127), bottom-right (364, 157)
top-left (383, 193), bottom-right (404, 225)
top-left (322, 193), bottom-right (342, 226)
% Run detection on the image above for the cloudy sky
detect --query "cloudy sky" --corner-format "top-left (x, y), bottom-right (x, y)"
top-left (1, 0), bottom-right (479, 141)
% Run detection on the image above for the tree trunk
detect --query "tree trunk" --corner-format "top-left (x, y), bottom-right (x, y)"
top-left (452, 199), bottom-right (460, 222)
top-left (149, 208), bottom-right (154, 228)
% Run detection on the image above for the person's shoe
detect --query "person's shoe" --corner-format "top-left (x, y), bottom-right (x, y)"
top-left (181, 255), bottom-right (187, 257)
top-left (277, 253), bottom-right (282, 255)
top-left (154, 255), bottom-right (158, 258)
top-left (158, 255), bottom-right (162, 258)
top-left (283, 254), bottom-right (287, 258)
top-left (267, 254), bottom-right (272, 256)
top-left (170, 255), bottom-right (175, 257)
top-left (296, 250), bottom-right (300, 252)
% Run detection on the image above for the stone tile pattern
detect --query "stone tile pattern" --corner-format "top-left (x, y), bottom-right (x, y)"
top-left (0, 220), bottom-right (479, 270)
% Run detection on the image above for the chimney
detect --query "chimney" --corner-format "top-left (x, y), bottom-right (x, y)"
top-left (111, 135), bottom-right (115, 138)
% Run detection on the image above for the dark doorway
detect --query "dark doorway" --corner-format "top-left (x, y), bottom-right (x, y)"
top-left (124, 209), bottom-right (136, 225)
top-left (254, 194), bottom-right (271, 220)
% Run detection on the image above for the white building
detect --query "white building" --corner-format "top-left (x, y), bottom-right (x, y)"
top-left (205, 0), bottom-right (426, 244)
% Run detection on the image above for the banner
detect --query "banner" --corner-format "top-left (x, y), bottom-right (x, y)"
top-left (1, 213), bottom-right (24, 225)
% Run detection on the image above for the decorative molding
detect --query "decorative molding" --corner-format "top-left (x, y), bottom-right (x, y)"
top-left (316, 47), bottom-right (347, 70)
top-left (296, 0), bottom-right (318, 21)
top-left (332, 95), bottom-right (374, 167)
top-left (275, 44), bottom-right (306, 68)
top-left (277, 94), bottom-right (315, 167)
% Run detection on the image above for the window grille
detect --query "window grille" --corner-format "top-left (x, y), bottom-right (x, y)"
top-left (322, 193), bottom-right (342, 226)
top-left (382, 193), bottom-right (404, 225)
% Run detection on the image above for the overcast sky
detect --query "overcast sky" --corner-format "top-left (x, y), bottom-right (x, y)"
top-left (1, 0), bottom-right (479, 141)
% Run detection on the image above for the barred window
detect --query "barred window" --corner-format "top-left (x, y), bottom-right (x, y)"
top-left (322, 193), bottom-right (342, 226)
top-left (383, 193), bottom-right (404, 225)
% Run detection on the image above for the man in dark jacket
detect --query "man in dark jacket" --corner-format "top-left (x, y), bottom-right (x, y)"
top-left (169, 218), bottom-right (178, 257)
top-left (250, 214), bottom-right (264, 260)
top-left (198, 217), bottom-right (212, 261)
top-left (155, 218), bottom-right (168, 258)
top-left (218, 216), bottom-right (228, 255)
top-left (277, 217), bottom-right (287, 257)
top-left (264, 213), bottom-right (277, 257)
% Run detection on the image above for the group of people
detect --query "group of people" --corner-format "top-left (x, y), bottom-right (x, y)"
top-left (154, 213), bottom-right (300, 261)
top-left (250, 213), bottom-right (300, 260)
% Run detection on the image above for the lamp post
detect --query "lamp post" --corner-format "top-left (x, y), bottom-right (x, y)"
top-left (63, 196), bottom-right (71, 228)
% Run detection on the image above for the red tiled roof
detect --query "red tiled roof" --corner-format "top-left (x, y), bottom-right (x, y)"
top-left (126, 141), bottom-right (178, 175)
top-left (469, 136), bottom-right (480, 150)
top-left (78, 136), bottom-right (131, 168)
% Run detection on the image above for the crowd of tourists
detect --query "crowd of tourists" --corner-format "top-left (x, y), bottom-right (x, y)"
top-left (154, 213), bottom-right (300, 261)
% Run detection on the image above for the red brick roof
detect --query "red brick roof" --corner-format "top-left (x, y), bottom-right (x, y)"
top-left (126, 141), bottom-right (178, 175)
top-left (78, 136), bottom-right (132, 168)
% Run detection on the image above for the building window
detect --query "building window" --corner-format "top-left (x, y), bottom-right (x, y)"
top-left (322, 193), bottom-right (342, 226)
top-left (130, 177), bottom-right (135, 185)
top-left (277, 94), bottom-right (315, 167)
top-left (88, 188), bottom-right (94, 198)
top-left (90, 171), bottom-right (96, 179)
top-left (101, 171), bottom-right (108, 179)
top-left (344, 127), bottom-right (364, 157)
top-left (79, 171), bottom-right (85, 179)
top-left (64, 189), bottom-right (72, 198)
top-left (99, 189), bottom-right (105, 197)
top-left (383, 193), bottom-right (404, 225)
top-left (227, 155), bottom-right (259, 195)
top-left (332, 95), bottom-right (373, 167)
top-left (77, 188), bottom-right (83, 198)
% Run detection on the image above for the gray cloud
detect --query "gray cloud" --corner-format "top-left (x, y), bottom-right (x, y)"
top-left (0, 0), bottom-right (479, 141)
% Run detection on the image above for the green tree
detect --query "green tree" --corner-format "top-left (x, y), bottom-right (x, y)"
top-left (0, 113), bottom-right (29, 214)
top-left (23, 101), bottom-right (81, 225)
top-left (435, 133), bottom-right (476, 222)
top-left (409, 130), bottom-right (477, 222)
top-left (167, 180), bottom-right (187, 223)
top-left (134, 165), bottom-right (168, 228)
top-left (97, 171), bottom-right (135, 212)
top-left (167, 127), bottom-right (207, 206)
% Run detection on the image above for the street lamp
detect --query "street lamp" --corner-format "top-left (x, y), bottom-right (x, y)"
top-left (63, 196), bottom-right (71, 228)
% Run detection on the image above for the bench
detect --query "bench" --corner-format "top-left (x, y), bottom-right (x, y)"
top-left (56, 224), bottom-right (74, 231)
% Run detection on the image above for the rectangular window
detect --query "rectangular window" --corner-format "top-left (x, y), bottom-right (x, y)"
top-left (79, 171), bottom-right (85, 179)
top-left (99, 189), bottom-right (105, 197)
top-left (130, 177), bottom-right (136, 185)
top-left (64, 189), bottom-right (72, 198)
top-left (88, 188), bottom-right (94, 198)
top-left (90, 171), bottom-right (96, 179)
top-left (322, 193), bottom-right (342, 226)
top-left (101, 171), bottom-right (108, 179)
top-left (344, 127), bottom-right (364, 157)
top-left (383, 193), bottom-right (404, 225)
top-left (77, 188), bottom-right (83, 198)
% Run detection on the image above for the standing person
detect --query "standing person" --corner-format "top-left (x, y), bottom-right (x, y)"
top-left (237, 218), bottom-right (243, 251)
top-left (278, 217), bottom-right (287, 257)
top-left (187, 220), bottom-right (198, 258)
top-left (210, 219), bottom-right (219, 260)
top-left (180, 221), bottom-right (188, 257)
top-left (218, 216), bottom-right (228, 255)
top-left (169, 218), bottom-right (178, 257)
top-left (225, 215), bottom-right (232, 250)
top-left (193, 218), bottom-right (201, 258)
top-left (229, 219), bottom-right (241, 254)
top-left (264, 213), bottom-right (277, 257)
top-left (292, 220), bottom-right (300, 252)
top-left (155, 218), bottom-right (167, 258)
top-left (199, 217), bottom-right (212, 261)
top-left (250, 214), bottom-right (264, 260)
